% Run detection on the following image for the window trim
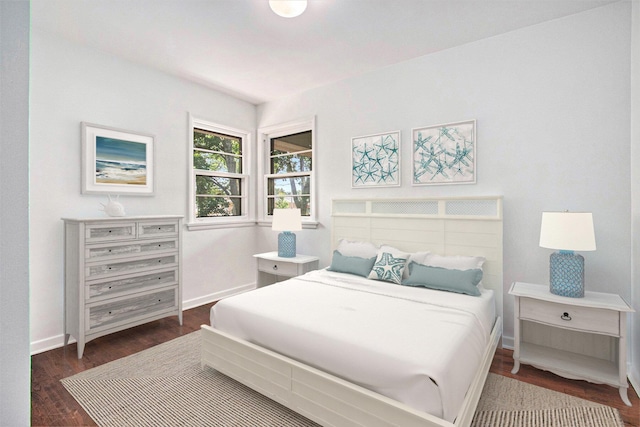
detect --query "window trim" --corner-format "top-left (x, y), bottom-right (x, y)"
top-left (187, 114), bottom-right (253, 230)
top-left (257, 116), bottom-right (317, 227)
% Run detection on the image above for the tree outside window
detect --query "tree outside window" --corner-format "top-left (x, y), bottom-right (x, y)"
top-left (193, 128), bottom-right (244, 218)
top-left (267, 131), bottom-right (312, 216)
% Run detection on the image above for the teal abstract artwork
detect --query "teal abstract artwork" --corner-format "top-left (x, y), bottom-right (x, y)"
top-left (351, 131), bottom-right (400, 188)
top-left (412, 120), bottom-right (476, 185)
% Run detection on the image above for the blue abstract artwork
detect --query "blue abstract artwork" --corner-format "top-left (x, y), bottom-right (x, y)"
top-left (95, 136), bottom-right (147, 185)
top-left (412, 120), bottom-right (476, 185)
top-left (351, 131), bottom-right (400, 188)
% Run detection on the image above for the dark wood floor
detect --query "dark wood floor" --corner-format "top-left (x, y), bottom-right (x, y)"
top-left (32, 304), bottom-right (639, 426)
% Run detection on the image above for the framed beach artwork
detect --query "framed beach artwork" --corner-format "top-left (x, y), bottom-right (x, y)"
top-left (351, 131), bottom-right (401, 188)
top-left (412, 120), bottom-right (476, 186)
top-left (82, 122), bottom-right (155, 195)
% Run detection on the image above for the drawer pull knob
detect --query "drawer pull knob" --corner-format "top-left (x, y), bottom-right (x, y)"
top-left (561, 312), bottom-right (572, 321)
top-left (273, 265), bottom-right (278, 271)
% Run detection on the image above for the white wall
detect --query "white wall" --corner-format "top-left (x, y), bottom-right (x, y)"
top-left (630, 0), bottom-right (640, 392)
top-left (29, 31), bottom-right (258, 353)
top-left (258, 2), bottom-right (633, 347)
top-left (1, 1), bottom-right (31, 424)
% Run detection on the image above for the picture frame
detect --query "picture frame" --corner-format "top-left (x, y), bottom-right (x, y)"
top-left (412, 120), bottom-right (476, 186)
top-left (351, 131), bottom-right (401, 188)
top-left (82, 122), bottom-right (155, 195)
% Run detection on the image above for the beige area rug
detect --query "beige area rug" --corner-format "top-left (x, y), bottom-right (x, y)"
top-left (61, 331), bottom-right (624, 427)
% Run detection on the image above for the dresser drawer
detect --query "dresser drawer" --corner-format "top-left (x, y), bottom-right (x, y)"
top-left (520, 297), bottom-right (619, 336)
top-left (86, 254), bottom-right (178, 279)
top-left (257, 258), bottom-right (298, 277)
top-left (137, 220), bottom-right (179, 239)
top-left (85, 222), bottom-right (136, 242)
top-left (87, 287), bottom-right (177, 332)
top-left (86, 239), bottom-right (177, 260)
top-left (86, 268), bottom-right (178, 300)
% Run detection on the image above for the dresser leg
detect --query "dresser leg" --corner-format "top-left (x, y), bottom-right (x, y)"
top-left (619, 387), bottom-right (632, 406)
top-left (77, 341), bottom-right (85, 359)
top-left (511, 360), bottom-right (520, 375)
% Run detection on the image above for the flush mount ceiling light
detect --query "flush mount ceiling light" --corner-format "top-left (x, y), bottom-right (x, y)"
top-left (269, 0), bottom-right (308, 18)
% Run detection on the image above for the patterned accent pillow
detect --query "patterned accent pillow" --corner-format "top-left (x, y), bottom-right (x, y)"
top-left (367, 246), bottom-right (409, 284)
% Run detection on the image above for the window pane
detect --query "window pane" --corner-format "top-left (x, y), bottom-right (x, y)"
top-left (267, 176), bottom-right (310, 197)
top-left (196, 196), bottom-right (242, 217)
top-left (270, 153), bottom-right (311, 174)
top-left (194, 128), bottom-right (242, 154)
top-left (196, 175), bottom-right (242, 196)
top-left (194, 150), bottom-right (242, 173)
top-left (268, 196), bottom-right (310, 216)
top-left (270, 131), bottom-right (311, 156)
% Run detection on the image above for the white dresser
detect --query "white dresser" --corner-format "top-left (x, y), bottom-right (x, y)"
top-left (63, 215), bottom-right (183, 358)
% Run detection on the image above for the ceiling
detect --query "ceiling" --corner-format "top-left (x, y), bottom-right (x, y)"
top-left (32, 0), bottom-right (618, 105)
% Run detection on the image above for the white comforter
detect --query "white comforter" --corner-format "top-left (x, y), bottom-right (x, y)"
top-left (210, 269), bottom-right (495, 422)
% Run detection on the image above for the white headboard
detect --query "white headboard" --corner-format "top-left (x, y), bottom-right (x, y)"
top-left (331, 196), bottom-right (503, 321)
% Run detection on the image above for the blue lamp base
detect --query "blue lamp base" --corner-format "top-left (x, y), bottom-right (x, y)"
top-left (278, 231), bottom-right (296, 258)
top-left (549, 250), bottom-right (584, 298)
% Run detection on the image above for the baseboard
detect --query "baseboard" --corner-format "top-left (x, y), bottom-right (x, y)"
top-left (630, 370), bottom-right (640, 399)
top-left (502, 334), bottom-right (514, 350)
top-left (30, 282), bottom-right (257, 356)
top-left (182, 283), bottom-right (255, 310)
top-left (30, 334), bottom-right (73, 356)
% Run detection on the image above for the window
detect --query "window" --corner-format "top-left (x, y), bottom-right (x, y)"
top-left (189, 116), bottom-right (251, 228)
top-left (259, 118), bottom-right (316, 224)
top-left (267, 131), bottom-right (312, 215)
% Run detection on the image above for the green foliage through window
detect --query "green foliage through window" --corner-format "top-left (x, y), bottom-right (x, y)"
top-left (268, 131), bottom-right (312, 216)
top-left (194, 128), bottom-right (244, 218)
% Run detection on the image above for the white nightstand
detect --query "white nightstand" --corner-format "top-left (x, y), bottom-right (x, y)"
top-left (509, 282), bottom-right (634, 406)
top-left (253, 252), bottom-right (319, 287)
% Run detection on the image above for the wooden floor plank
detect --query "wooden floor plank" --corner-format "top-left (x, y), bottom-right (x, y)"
top-left (31, 304), bottom-right (639, 426)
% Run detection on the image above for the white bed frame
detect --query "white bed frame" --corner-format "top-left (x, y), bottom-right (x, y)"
top-left (201, 197), bottom-right (503, 427)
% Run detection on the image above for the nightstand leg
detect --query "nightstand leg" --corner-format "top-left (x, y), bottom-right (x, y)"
top-left (619, 387), bottom-right (632, 407)
top-left (511, 294), bottom-right (521, 375)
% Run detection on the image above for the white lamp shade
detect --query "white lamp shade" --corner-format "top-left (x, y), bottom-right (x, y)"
top-left (272, 208), bottom-right (302, 231)
top-left (269, 0), bottom-right (307, 18)
top-left (539, 212), bottom-right (596, 251)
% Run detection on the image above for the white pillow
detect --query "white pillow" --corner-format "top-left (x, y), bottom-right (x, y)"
top-left (368, 245), bottom-right (410, 284)
top-left (422, 253), bottom-right (485, 271)
top-left (336, 239), bottom-right (378, 259)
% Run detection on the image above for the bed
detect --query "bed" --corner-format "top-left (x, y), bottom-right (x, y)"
top-left (201, 197), bottom-right (503, 427)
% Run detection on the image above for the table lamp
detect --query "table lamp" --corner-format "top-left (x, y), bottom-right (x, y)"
top-left (272, 208), bottom-right (302, 258)
top-left (539, 211), bottom-right (596, 298)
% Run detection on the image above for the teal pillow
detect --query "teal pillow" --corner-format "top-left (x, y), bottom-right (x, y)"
top-left (402, 262), bottom-right (483, 296)
top-left (327, 250), bottom-right (376, 277)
